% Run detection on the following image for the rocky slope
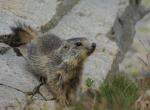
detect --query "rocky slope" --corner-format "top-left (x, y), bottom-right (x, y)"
top-left (0, 0), bottom-right (150, 109)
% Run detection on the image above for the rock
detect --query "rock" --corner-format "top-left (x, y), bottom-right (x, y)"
top-left (24, 100), bottom-right (55, 110)
top-left (0, 44), bottom-right (54, 109)
top-left (0, 44), bottom-right (38, 108)
top-left (0, 0), bottom-right (79, 108)
top-left (0, 0), bottom-right (79, 35)
top-left (50, 0), bottom-right (150, 87)
top-left (50, 0), bottom-right (124, 87)
top-left (41, 0), bottom-right (80, 32)
top-left (0, 43), bottom-right (10, 54)
top-left (108, 0), bottom-right (150, 73)
top-left (120, 0), bottom-right (150, 74)
top-left (50, 0), bottom-right (148, 86)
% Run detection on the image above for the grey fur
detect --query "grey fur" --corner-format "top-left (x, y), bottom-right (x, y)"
top-left (26, 32), bottom-right (96, 107)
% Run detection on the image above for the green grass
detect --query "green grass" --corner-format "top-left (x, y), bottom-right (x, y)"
top-left (73, 72), bottom-right (139, 110)
top-left (85, 78), bottom-right (95, 88)
top-left (100, 73), bottom-right (138, 110)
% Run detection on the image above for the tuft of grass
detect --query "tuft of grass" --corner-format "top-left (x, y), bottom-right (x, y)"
top-left (85, 78), bottom-right (94, 88)
top-left (73, 72), bottom-right (139, 110)
top-left (100, 73), bottom-right (138, 110)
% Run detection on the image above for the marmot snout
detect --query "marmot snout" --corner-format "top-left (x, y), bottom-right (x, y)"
top-left (87, 42), bottom-right (96, 55)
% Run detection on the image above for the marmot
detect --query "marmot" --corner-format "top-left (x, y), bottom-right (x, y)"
top-left (0, 24), bottom-right (96, 107)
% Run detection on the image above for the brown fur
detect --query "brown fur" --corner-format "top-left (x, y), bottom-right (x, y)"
top-left (0, 24), bottom-right (38, 47)
top-left (3, 24), bottom-right (96, 109)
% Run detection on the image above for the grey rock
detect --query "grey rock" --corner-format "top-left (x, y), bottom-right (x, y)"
top-left (50, 0), bottom-right (150, 87)
top-left (0, 0), bottom-right (79, 108)
top-left (120, 13), bottom-right (150, 73)
top-left (0, 46), bottom-right (38, 108)
top-left (50, 0), bottom-right (120, 87)
top-left (0, 0), bottom-right (79, 35)
top-left (41, 0), bottom-right (80, 32)
top-left (107, 0), bottom-right (150, 73)
top-left (0, 43), bottom-right (10, 54)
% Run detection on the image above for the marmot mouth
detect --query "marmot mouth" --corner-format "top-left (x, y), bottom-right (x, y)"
top-left (87, 43), bottom-right (96, 55)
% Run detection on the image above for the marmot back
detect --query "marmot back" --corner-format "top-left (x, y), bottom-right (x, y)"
top-left (27, 33), bottom-right (62, 56)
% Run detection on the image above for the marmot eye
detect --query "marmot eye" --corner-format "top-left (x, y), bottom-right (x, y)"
top-left (75, 42), bottom-right (82, 46)
top-left (64, 45), bottom-right (69, 49)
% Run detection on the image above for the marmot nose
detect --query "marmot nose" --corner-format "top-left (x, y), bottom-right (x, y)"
top-left (92, 43), bottom-right (96, 49)
top-left (87, 43), bottom-right (96, 55)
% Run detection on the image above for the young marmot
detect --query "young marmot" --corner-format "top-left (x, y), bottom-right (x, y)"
top-left (0, 24), bottom-right (96, 107)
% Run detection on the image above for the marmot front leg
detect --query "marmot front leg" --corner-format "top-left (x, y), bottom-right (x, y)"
top-left (56, 86), bottom-right (77, 107)
top-left (67, 89), bottom-right (77, 105)
top-left (56, 80), bottom-right (69, 106)
top-left (57, 92), bottom-right (68, 106)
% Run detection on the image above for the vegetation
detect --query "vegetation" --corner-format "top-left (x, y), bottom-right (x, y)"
top-left (85, 77), bottom-right (95, 88)
top-left (100, 73), bottom-right (138, 110)
top-left (73, 72), bottom-right (139, 110)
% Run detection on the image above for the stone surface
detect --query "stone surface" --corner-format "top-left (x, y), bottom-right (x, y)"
top-left (0, 44), bottom-right (53, 109)
top-left (0, 43), bottom-right (38, 108)
top-left (50, 0), bottom-right (122, 87)
top-left (0, 0), bottom-right (79, 35)
top-left (0, 43), bottom-right (10, 54)
top-left (0, 0), bottom-right (79, 109)
top-left (120, 0), bottom-right (150, 74)
top-left (108, 0), bottom-right (150, 73)
top-left (25, 101), bottom-right (55, 110)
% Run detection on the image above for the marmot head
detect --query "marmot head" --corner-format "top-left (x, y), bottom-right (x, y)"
top-left (57, 37), bottom-right (96, 66)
